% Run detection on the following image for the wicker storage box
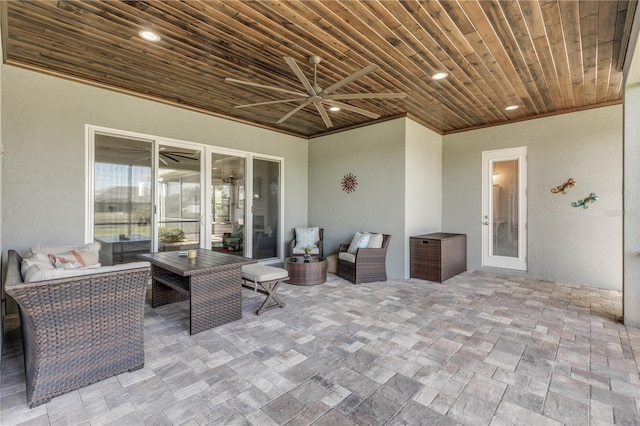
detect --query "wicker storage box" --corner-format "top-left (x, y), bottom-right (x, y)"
top-left (410, 233), bottom-right (466, 283)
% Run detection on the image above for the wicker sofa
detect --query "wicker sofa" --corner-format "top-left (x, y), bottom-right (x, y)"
top-left (4, 249), bottom-right (151, 408)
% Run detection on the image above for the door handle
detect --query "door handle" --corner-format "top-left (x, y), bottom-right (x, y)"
top-left (483, 221), bottom-right (489, 225)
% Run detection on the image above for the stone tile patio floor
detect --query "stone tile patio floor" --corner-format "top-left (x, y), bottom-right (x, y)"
top-left (1, 270), bottom-right (639, 425)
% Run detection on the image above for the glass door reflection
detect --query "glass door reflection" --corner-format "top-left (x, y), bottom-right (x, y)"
top-left (252, 158), bottom-right (280, 259)
top-left (491, 159), bottom-right (519, 258)
top-left (157, 145), bottom-right (202, 252)
top-left (211, 153), bottom-right (246, 256)
top-left (93, 134), bottom-right (153, 264)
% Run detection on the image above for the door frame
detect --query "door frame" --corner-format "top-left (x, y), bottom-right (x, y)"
top-left (481, 146), bottom-right (528, 271)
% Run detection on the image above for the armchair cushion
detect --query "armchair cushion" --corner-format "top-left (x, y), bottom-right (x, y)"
top-left (20, 253), bottom-right (52, 277)
top-left (292, 246), bottom-right (320, 255)
top-left (367, 233), bottom-right (384, 248)
top-left (338, 252), bottom-right (356, 263)
top-left (23, 262), bottom-right (56, 283)
top-left (30, 243), bottom-right (101, 269)
top-left (347, 232), bottom-right (371, 253)
top-left (294, 226), bottom-right (319, 248)
top-left (49, 250), bottom-right (99, 269)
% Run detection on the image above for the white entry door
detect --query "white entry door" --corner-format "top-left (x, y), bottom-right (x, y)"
top-left (482, 147), bottom-right (527, 271)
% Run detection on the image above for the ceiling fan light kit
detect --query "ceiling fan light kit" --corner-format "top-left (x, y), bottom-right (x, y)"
top-left (225, 55), bottom-right (406, 128)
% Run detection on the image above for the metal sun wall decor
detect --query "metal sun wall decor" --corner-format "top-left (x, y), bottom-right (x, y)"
top-left (551, 178), bottom-right (577, 194)
top-left (341, 173), bottom-right (358, 193)
top-left (572, 193), bottom-right (599, 209)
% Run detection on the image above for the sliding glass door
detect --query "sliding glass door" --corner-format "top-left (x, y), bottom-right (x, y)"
top-left (157, 144), bottom-right (203, 252)
top-left (211, 152), bottom-right (246, 255)
top-left (93, 134), bottom-right (153, 264)
top-left (89, 126), bottom-right (283, 263)
top-left (251, 158), bottom-right (281, 260)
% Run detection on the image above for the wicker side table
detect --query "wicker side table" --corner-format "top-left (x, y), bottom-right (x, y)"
top-left (284, 257), bottom-right (327, 285)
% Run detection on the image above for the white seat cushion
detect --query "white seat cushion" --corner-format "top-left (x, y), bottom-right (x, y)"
top-left (23, 261), bottom-right (149, 283)
top-left (291, 247), bottom-right (320, 255)
top-left (338, 252), bottom-right (356, 263)
top-left (242, 264), bottom-right (288, 282)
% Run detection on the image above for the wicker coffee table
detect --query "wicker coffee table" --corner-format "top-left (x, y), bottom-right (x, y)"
top-left (284, 257), bottom-right (327, 285)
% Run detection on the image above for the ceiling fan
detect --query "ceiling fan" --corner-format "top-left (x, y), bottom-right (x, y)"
top-left (225, 55), bottom-right (406, 128)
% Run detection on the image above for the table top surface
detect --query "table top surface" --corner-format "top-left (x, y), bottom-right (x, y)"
top-left (411, 233), bottom-right (466, 240)
top-left (284, 257), bottom-right (326, 265)
top-left (139, 249), bottom-right (255, 276)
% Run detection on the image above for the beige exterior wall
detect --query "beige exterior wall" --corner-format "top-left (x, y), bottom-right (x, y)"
top-left (443, 105), bottom-right (623, 290)
top-left (1, 65), bottom-right (308, 259)
top-left (308, 117), bottom-right (443, 279)
top-left (404, 118), bottom-right (442, 277)
top-left (623, 27), bottom-right (640, 327)
top-left (308, 118), bottom-right (407, 278)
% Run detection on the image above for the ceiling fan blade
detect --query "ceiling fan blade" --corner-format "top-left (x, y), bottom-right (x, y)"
top-left (165, 153), bottom-right (199, 160)
top-left (323, 100), bottom-right (380, 119)
top-left (313, 101), bottom-right (333, 128)
top-left (324, 92), bottom-right (406, 100)
top-left (224, 77), bottom-right (307, 97)
top-left (284, 56), bottom-right (317, 96)
top-left (162, 153), bottom-right (180, 162)
top-left (277, 99), bottom-right (313, 124)
top-left (234, 97), bottom-right (308, 109)
top-left (320, 64), bottom-right (379, 95)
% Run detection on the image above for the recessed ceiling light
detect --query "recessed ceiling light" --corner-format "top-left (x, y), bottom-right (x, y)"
top-left (139, 30), bottom-right (160, 42)
top-left (329, 106), bottom-right (341, 112)
top-left (432, 72), bottom-right (448, 80)
top-left (505, 105), bottom-right (519, 111)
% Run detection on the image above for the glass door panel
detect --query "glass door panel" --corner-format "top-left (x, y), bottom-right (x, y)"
top-left (252, 158), bottom-right (280, 259)
top-left (157, 145), bottom-right (201, 252)
top-left (492, 159), bottom-right (519, 257)
top-left (93, 134), bottom-right (152, 265)
top-left (211, 153), bottom-right (246, 256)
top-left (482, 147), bottom-right (527, 271)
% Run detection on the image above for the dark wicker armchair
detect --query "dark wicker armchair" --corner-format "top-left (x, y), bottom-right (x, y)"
top-left (289, 227), bottom-right (324, 257)
top-left (337, 234), bottom-right (391, 284)
top-left (4, 250), bottom-right (150, 408)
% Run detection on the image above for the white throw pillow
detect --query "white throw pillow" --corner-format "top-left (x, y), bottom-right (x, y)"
top-left (347, 232), bottom-right (371, 254)
top-left (23, 262), bottom-right (56, 282)
top-left (31, 243), bottom-right (100, 269)
top-left (21, 253), bottom-right (53, 277)
top-left (294, 227), bottom-right (319, 248)
top-left (367, 233), bottom-right (384, 249)
top-left (49, 250), bottom-right (100, 269)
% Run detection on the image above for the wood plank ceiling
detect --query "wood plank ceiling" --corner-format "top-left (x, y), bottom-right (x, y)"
top-left (2, 0), bottom-right (637, 138)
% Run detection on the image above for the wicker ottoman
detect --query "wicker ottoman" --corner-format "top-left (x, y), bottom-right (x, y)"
top-left (241, 264), bottom-right (288, 315)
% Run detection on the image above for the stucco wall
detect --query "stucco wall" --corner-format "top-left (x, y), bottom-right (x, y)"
top-left (443, 105), bottom-right (623, 290)
top-left (404, 119), bottom-right (442, 277)
top-left (624, 83), bottom-right (640, 326)
top-left (308, 119), bottom-right (406, 278)
top-left (1, 65), bottom-right (308, 257)
top-left (623, 29), bottom-right (640, 326)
